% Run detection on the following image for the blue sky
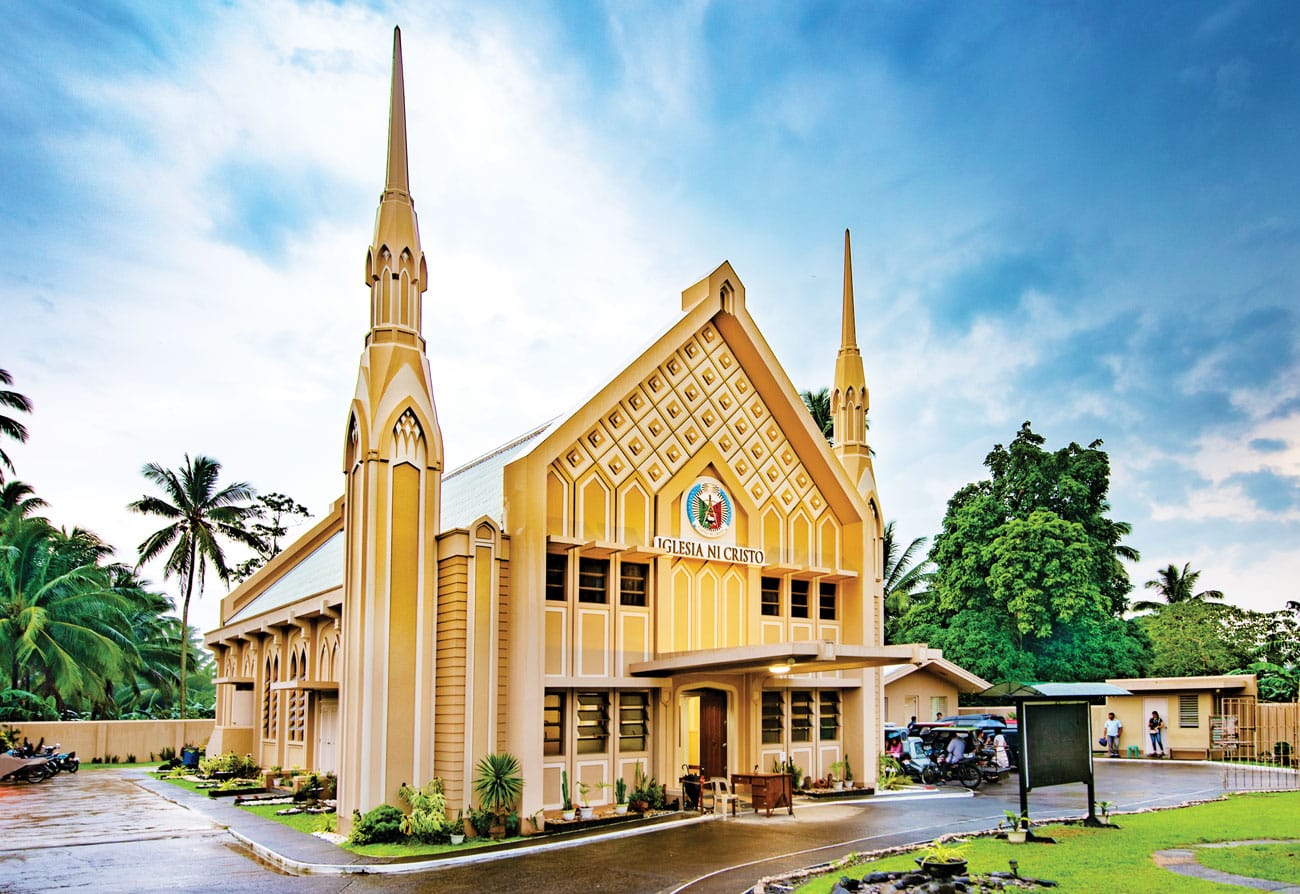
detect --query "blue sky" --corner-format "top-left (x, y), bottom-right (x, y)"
top-left (2, 1), bottom-right (1298, 633)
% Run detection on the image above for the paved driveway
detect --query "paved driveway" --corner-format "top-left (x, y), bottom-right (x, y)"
top-left (0, 762), bottom-right (1242, 894)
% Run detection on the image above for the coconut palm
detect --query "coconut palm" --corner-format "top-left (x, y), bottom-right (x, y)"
top-left (0, 512), bottom-right (134, 715)
top-left (882, 521), bottom-right (931, 628)
top-left (128, 455), bottom-right (262, 717)
top-left (0, 369), bottom-right (33, 481)
top-left (0, 480), bottom-right (45, 516)
top-left (800, 388), bottom-right (834, 441)
top-left (1131, 562), bottom-right (1225, 612)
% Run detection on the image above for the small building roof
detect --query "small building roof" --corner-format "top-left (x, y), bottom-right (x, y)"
top-left (1103, 674), bottom-right (1256, 693)
top-left (980, 681), bottom-right (1133, 699)
top-left (881, 655), bottom-right (992, 694)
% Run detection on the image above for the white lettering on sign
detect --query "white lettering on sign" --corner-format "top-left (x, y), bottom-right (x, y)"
top-left (652, 536), bottom-right (766, 566)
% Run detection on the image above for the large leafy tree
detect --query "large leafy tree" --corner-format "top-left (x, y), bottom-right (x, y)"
top-left (1138, 601), bottom-right (1258, 677)
top-left (894, 422), bottom-right (1148, 682)
top-left (0, 369), bottom-right (33, 482)
top-left (1131, 562), bottom-right (1224, 612)
top-left (230, 492), bottom-right (312, 583)
top-left (128, 455), bottom-right (262, 717)
top-left (882, 521), bottom-right (929, 642)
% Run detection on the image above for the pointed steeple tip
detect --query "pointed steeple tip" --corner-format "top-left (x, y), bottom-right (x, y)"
top-left (841, 227), bottom-right (857, 351)
top-left (385, 24), bottom-right (410, 197)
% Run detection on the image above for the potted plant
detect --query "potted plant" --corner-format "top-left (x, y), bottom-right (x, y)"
top-left (614, 776), bottom-right (629, 815)
top-left (843, 756), bottom-right (854, 787)
top-left (472, 751), bottom-right (524, 838)
top-left (576, 780), bottom-right (594, 819)
top-left (450, 809), bottom-right (466, 845)
top-left (916, 838), bottom-right (968, 878)
top-left (523, 809), bottom-right (546, 835)
top-left (1001, 809), bottom-right (1027, 843)
top-left (560, 769), bottom-right (575, 821)
top-left (1097, 801), bottom-right (1114, 825)
top-left (829, 760), bottom-right (847, 790)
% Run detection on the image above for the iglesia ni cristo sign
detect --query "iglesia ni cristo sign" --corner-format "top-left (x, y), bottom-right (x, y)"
top-left (651, 476), bottom-right (766, 565)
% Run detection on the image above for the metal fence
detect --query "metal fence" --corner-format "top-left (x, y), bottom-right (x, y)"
top-left (1216, 697), bottom-right (1299, 791)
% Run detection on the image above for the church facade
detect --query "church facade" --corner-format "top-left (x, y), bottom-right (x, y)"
top-left (204, 29), bottom-right (933, 829)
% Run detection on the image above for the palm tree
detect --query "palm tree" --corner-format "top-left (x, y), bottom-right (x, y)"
top-left (0, 480), bottom-right (46, 516)
top-left (0, 512), bottom-right (134, 715)
top-left (882, 521), bottom-right (930, 620)
top-left (0, 369), bottom-right (33, 481)
top-left (800, 388), bottom-right (833, 441)
top-left (128, 455), bottom-right (262, 717)
top-left (1132, 562), bottom-right (1225, 612)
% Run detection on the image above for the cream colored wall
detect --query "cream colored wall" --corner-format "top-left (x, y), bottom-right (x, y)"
top-left (884, 670), bottom-right (960, 727)
top-left (14, 720), bottom-right (214, 762)
top-left (1092, 693), bottom-right (1221, 755)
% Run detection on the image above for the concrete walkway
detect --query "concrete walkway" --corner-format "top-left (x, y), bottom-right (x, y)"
top-left (1153, 840), bottom-right (1300, 892)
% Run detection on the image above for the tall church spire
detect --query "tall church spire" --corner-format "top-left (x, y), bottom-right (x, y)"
top-left (339, 26), bottom-right (442, 834)
top-left (364, 26), bottom-right (426, 338)
top-left (832, 229), bottom-right (873, 490)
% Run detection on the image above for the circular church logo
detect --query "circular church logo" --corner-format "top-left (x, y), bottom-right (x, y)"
top-left (686, 481), bottom-right (733, 539)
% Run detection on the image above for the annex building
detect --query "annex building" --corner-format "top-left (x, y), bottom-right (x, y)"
top-left (205, 29), bottom-right (935, 829)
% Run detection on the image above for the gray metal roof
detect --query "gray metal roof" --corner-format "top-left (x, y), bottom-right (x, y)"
top-left (225, 531), bottom-right (344, 624)
top-left (222, 421), bottom-right (556, 627)
top-left (440, 420), bottom-right (557, 530)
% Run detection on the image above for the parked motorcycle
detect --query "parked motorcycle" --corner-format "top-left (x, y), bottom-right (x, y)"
top-left (0, 751), bottom-right (53, 783)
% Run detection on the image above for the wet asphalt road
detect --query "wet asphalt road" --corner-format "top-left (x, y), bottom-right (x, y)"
top-left (0, 761), bottom-right (1246, 893)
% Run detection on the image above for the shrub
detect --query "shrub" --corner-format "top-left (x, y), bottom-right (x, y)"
top-left (197, 751), bottom-right (260, 779)
top-left (159, 746), bottom-right (177, 763)
top-left (472, 752), bottom-right (523, 820)
top-left (348, 804), bottom-right (405, 845)
top-left (398, 779), bottom-right (450, 844)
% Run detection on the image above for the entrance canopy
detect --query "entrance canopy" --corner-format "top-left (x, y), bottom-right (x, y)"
top-left (630, 642), bottom-right (939, 677)
top-left (981, 681), bottom-right (1132, 699)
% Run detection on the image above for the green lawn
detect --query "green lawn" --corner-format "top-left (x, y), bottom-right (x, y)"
top-left (1197, 842), bottom-right (1300, 885)
top-left (238, 802), bottom-right (331, 836)
top-left (794, 792), bottom-right (1300, 894)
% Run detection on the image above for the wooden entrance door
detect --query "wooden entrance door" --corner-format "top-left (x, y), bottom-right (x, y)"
top-left (699, 689), bottom-right (727, 779)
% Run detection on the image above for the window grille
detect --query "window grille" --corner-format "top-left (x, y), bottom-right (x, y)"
top-left (819, 582), bottom-right (837, 619)
top-left (546, 553), bottom-right (567, 601)
top-left (578, 558), bottom-right (608, 604)
top-left (761, 577), bottom-right (780, 616)
top-left (761, 691), bottom-right (784, 745)
top-left (544, 691), bottom-right (565, 756)
top-left (620, 562), bottom-right (648, 607)
top-left (1179, 694), bottom-right (1199, 728)
top-left (576, 691), bottom-right (610, 753)
top-left (618, 691), bottom-right (650, 751)
top-left (791, 690), bottom-right (813, 742)
top-left (791, 580), bottom-right (810, 618)
top-left (819, 690), bottom-right (841, 741)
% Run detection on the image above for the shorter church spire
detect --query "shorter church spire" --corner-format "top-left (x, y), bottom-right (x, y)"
top-left (832, 229), bottom-right (873, 488)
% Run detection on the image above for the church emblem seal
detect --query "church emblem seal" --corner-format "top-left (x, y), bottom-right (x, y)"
top-left (686, 481), bottom-right (733, 538)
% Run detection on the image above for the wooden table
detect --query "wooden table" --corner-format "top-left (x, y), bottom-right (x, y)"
top-left (730, 772), bottom-right (794, 816)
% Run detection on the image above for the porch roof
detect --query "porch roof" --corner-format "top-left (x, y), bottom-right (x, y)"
top-left (629, 642), bottom-right (940, 677)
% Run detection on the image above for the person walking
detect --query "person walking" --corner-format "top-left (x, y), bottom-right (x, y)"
top-left (1104, 712), bottom-right (1123, 757)
top-left (1148, 711), bottom-right (1166, 757)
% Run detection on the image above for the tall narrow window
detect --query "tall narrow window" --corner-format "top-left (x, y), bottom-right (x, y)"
top-left (619, 691), bottom-right (650, 751)
top-left (761, 691), bottom-right (784, 745)
top-left (576, 691), bottom-right (610, 753)
top-left (262, 656), bottom-right (280, 738)
top-left (819, 690), bottom-right (841, 741)
top-left (819, 582), bottom-right (837, 620)
top-left (791, 580), bottom-right (810, 619)
top-left (543, 691), bottom-right (565, 756)
top-left (761, 577), bottom-right (781, 616)
top-left (578, 558), bottom-right (608, 604)
top-left (1179, 694), bottom-right (1199, 728)
top-left (930, 696), bottom-right (948, 720)
top-left (546, 553), bottom-right (568, 601)
top-left (620, 562), bottom-right (648, 607)
top-left (791, 690), bottom-right (813, 742)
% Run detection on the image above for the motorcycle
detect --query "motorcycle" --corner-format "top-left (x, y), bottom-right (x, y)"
top-left (0, 751), bottom-right (53, 783)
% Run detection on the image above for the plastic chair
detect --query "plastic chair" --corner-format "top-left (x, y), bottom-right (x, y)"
top-left (701, 777), bottom-right (738, 815)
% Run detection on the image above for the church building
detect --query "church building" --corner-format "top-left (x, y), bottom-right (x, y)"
top-left (204, 28), bottom-right (935, 830)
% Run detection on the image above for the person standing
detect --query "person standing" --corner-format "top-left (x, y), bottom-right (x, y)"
top-left (1148, 711), bottom-right (1166, 757)
top-left (1104, 712), bottom-right (1123, 757)
top-left (992, 730), bottom-right (1011, 769)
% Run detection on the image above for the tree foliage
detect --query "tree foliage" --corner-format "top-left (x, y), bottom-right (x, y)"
top-left (894, 422), bottom-right (1148, 682)
top-left (882, 521), bottom-right (930, 643)
top-left (231, 492), bottom-right (312, 583)
top-left (1132, 562), bottom-right (1224, 612)
top-left (800, 388), bottom-right (833, 441)
top-left (0, 369), bottom-right (33, 482)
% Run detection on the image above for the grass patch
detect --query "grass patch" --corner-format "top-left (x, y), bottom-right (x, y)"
top-left (238, 802), bottom-right (328, 836)
top-left (153, 773), bottom-right (208, 795)
top-left (1197, 842), bottom-right (1300, 885)
top-left (794, 792), bottom-right (1300, 894)
top-left (82, 762), bottom-right (165, 770)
